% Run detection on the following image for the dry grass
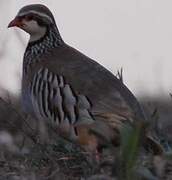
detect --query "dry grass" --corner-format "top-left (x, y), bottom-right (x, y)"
top-left (0, 94), bottom-right (171, 180)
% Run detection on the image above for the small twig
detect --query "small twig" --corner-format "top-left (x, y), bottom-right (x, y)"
top-left (116, 68), bottom-right (123, 83)
top-left (151, 107), bottom-right (158, 118)
top-left (57, 156), bottom-right (75, 161)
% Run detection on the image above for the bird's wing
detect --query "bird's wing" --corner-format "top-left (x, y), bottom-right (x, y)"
top-left (29, 66), bottom-right (136, 146)
top-left (29, 67), bottom-right (95, 142)
top-left (48, 45), bottom-right (147, 122)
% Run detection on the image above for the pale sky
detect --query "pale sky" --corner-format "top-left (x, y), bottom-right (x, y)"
top-left (1, 0), bottom-right (172, 98)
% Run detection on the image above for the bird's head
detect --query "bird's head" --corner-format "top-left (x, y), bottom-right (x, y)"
top-left (8, 4), bottom-right (57, 42)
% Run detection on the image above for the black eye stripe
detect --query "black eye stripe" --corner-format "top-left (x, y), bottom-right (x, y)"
top-left (18, 13), bottom-right (51, 26)
top-left (25, 14), bottom-right (34, 21)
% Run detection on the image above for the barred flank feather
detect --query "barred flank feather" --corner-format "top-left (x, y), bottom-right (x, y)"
top-left (30, 68), bottom-right (94, 141)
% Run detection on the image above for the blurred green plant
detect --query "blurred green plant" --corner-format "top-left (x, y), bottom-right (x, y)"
top-left (118, 121), bottom-right (143, 180)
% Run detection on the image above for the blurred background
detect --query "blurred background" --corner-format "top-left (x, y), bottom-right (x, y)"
top-left (0, 0), bottom-right (172, 98)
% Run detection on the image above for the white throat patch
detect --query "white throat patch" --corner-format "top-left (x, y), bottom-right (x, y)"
top-left (21, 20), bottom-right (47, 42)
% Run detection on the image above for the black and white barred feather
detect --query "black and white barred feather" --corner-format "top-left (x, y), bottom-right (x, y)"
top-left (24, 27), bottom-right (63, 74)
top-left (30, 68), bottom-right (94, 140)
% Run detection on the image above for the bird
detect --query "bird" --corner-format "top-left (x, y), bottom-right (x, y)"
top-left (8, 4), bottom-right (162, 157)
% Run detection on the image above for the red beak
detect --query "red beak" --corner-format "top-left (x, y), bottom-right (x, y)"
top-left (8, 17), bottom-right (23, 28)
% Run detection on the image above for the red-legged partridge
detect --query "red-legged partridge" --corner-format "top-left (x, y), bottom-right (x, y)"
top-left (8, 4), bottom-right (162, 157)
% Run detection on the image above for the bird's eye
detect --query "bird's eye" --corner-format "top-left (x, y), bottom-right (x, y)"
top-left (25, 14), bottom-right (34, 21)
